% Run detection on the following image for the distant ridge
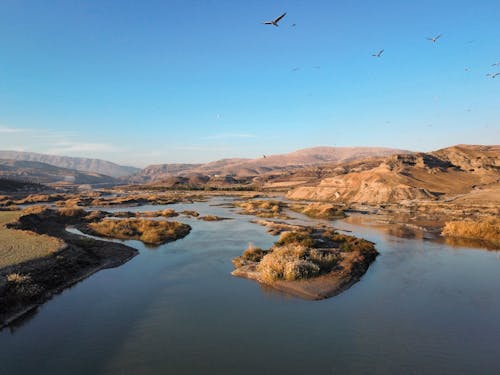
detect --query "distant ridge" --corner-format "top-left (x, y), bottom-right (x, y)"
top-left (130, 146), bottom-right (408, 183)
top-left (0, 159), bottom-right (117, 185)
top-left (0, 151), bottom-right (139, 178)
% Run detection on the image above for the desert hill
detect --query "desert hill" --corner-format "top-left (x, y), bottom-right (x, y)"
top-left (0, 151), bottom-right (139, 178)
top-left (131, 147), bottom-right (407, 183)
top-left (286, 145), bottom-right (500, 205)
top-left (0, 159), bottom-right (117, 186)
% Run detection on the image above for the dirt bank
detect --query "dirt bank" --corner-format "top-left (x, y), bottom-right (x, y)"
top-left (0, 208), bottom-right (138, 329)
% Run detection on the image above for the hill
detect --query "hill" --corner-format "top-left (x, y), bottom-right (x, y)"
top-left (0, 159), bottom-right (117, 186)
top-left (286, 145), bottom-right (500, 205)
top-left (131, 147), bottom-right (407, 183)
top-left (0, 151), bottom-right (139, 178)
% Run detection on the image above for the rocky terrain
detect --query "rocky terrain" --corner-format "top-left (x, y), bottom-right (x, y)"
top-left (286, 145), bottom-right (499, 205)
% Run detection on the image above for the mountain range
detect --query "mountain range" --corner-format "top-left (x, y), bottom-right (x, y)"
top-left (0, 151), bottom-right (139, 178)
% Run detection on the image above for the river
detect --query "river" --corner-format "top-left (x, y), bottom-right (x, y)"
top-left (1, 197), bottom-right (499, 374)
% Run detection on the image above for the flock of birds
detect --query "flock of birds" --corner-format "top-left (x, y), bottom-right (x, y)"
top-left (262, 12), bottom-right (500, 79)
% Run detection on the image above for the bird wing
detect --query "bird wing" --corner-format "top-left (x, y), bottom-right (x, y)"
top-left (274, 12), bottom-right (287, 23)
top-left (435, 34), bottom-right (442, 40)
top-left (379, 49), bottom-right (384, 55)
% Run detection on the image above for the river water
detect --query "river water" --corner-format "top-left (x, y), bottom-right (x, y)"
top-left (1, 197), bottom-right (499, 374)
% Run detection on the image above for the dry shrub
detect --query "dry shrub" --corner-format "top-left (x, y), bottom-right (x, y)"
top-left (141, 209), bottom-right (178, 218)
top-left (276, 231), bottom-right (314, 248)
top-left (298, 203), bottom-right (345, 220)
top-left (7, 273), bottom-right (31, 283)
top-left (88, 218), bottom-right (190, 245)
top-left (232, 242), bottom-right (269, 268)
top-left (257, 244), bottom-right (317, 283)
top-left (442, 217), bottom-right (500, 247)
top-left (57, 207), bottom-right (87, 217)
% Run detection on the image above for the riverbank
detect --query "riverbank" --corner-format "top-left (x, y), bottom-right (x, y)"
top-left (0, 208), bottom-right (138, 329)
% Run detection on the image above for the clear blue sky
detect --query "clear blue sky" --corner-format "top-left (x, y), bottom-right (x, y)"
top-left (0, 0), bottom-right (499, 167)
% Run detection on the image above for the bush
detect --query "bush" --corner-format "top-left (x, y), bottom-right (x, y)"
top-left (442, 217), bottom-right (500, 248)
top-left (275, 231), bottom-right (314, 248)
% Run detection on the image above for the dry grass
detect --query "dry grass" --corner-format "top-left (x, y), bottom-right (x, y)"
top-left (232, 226), bottom-right (377, 284)
top-left (6, 273), bottom-right (31, 283)
top-left (198, 215), bottom-right (230, 221)
top-left (257, 244), bottom-right (340, 283)
top-left (0, 211), bottom-right (64, 269)
top-left (235, 199), bottom-right (291, 219)
top-left (290, 203), bottom-right (345, 220)
top-left (232, 242), bottom-right (269, 268)
top-left (442, 217), bottom-right (500, 248)
top-left (88, 218), bottom-right (191, 245)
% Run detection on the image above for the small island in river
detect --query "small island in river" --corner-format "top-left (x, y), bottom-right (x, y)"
top-left (232, 222), bottom-right (379, 300)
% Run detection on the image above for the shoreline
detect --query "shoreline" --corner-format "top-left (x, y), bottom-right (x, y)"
top-left (0, 211), bottom-right (139, 330)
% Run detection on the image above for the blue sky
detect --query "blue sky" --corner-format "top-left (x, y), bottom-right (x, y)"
top-left (0, 0), bottom-right (499, 167)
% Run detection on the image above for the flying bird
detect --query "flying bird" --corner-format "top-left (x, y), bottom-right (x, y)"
top-left (372, 49), bottom-right (384, 58)
top-left (491, 62), bottom-right (500, 67)
top-left (290, 23), bottom-right (297, 27)
top-left (486, 72), bottom-right (500, 78)
top-left (291, 67), bottom-right (300, 72)
top-left (427, 34), bottom-right (442, 43)
top-left (262, 12), bottom-right (287, 27)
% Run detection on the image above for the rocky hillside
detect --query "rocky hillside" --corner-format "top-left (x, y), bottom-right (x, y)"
top-left (286, 145), bottom-right (500, 205)
top-left (0, 151), bottom-right (139, 178)
top-left (0, 159), bottom-right (117, 186)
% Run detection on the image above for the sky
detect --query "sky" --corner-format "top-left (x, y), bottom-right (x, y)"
top-left (0, 0), bottom-right (499, 167)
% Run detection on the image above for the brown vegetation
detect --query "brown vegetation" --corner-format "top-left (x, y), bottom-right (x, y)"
top-left (442, 217), bottom-right (500, 248)
top-left (197, 215), bottom-right (231, 221)
top-left (232, 226), bottom-right (378, 299)
top-left (87, 218), bottom-right (191, 245)
top-left (290, 202), bottom-right (346, 220)
top-left (234, 199), bottom-right (292, 219)
top-left (0, 211), bottom-right (64, 269)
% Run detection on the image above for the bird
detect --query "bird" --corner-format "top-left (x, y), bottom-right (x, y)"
top-left (262, 12), bottom-right (287, 27)
top-left (372, 49), bottom-right (384, 58)
top-left (290, 23), bottom-right (297, 27)
top-left (491, 62), bottom-right (500, 67)
top-left (291, 67), bottom-right (300, 72)
top-left (464, 67), bottom-right (470, 71)
top-left (427, 34), bottom-right (442, 43)
top-left (486, 72), bottom-right (500, 78)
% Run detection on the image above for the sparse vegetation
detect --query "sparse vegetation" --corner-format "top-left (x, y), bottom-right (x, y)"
top-left (442, 217), bottom-right (500, 248)
top-left (290, 203), bottom-right (346, 220)
top-left (87, 218), bottom-right (191, 245)
top-left (0, 211), bottom-right (64, 269)
top-left (232, 227), bottom-right (377, 288)
top-left (234, 199), bottom-right (292, 219)
top-left (198, 215), bottom-right (231, 221)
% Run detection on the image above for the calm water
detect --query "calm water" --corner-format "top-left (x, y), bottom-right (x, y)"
top-left (1, 197), bottom-right (499, 374)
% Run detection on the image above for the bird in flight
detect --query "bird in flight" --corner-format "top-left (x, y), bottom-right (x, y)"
top-left (491, 62), bottom-right (500, 67)
top-left (427, 34), bottom-right (442, 43)
top-left (290, 23), bottom-right (297, 27)
top-left (372, 49), bottom-right (384, 58)
top-left (291, 67), bottom-right (300, 72)
top-left (486, 72), bottom-right (500, 78)
top-left (262, 12), bottom-right (287, 27)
